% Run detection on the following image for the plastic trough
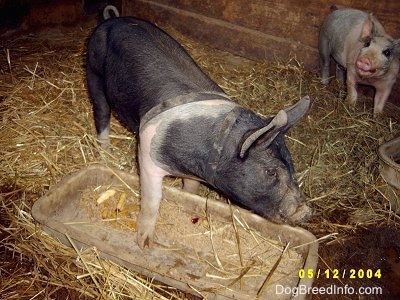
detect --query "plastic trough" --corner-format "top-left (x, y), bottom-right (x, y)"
top-left (32, 164), bottom-right (319, 299)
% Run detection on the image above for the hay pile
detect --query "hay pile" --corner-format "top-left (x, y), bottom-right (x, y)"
top-left (1, 18), bottom-right (399, 299)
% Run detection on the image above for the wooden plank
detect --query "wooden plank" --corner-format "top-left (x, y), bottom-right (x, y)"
top-left (127, 0), bottom-right (400, 46)
top-left (123, 0), bottom-right (400, 65)
top-left (133, 0), bottom-right (328, 50)
top-left (123, 0), bottom-right (319, 69)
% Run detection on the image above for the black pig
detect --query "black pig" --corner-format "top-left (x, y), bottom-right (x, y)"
top-left (86, 8), bottom-right (312, 249)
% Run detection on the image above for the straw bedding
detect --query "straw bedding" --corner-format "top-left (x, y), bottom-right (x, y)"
top-left (1, 18), bottom-right (399, 299)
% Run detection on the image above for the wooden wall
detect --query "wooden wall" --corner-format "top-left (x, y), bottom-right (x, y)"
top-left (121, 0), bottom-right (400, 107)
top-left (121, 0), bottom-right (400, 71)
top-left (0, 0), bottom-right (84, 30)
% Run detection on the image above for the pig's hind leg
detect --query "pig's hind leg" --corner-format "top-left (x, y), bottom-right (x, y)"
top-left (87, 70), bottom-right (111, 149)
top-left (183, 178), bottom-right (201, 194)
top-left (319, 34), bottom-right (332, 85)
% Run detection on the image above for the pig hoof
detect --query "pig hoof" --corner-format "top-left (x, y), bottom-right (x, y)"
top-left (321, 77), bottom-right (330, 85)
top-left (98, 139), bottom-right (111, 152)
top-left (137, 212), bottom-right (157, 249)
top-left (345, 96), bottom-right (357, 108)
top-left (373, 109), bottom-right (383, 118)
top-left (137, 231), bottom-right (154, 249)
top-left (373, 104), bottom-right (384, 116)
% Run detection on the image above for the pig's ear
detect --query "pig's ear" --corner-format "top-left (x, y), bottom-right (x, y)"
top-left (239, 96), bottom-right (310, 158)
top-left (239, 110), bottom-right (287, 158)
top-left (360, 14), bottom-right (375, 40)
top-left (280, 95), bottom-right (311, 133)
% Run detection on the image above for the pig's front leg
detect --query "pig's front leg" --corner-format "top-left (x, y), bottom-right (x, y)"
top-left (136, 124), bottom-right (169, 249)
top-left (136, 157), bottom-right (163, 249)
top-left (345, 67), bottom-right (358, 107)
top-left (373, 87), bottom-right (391, 115)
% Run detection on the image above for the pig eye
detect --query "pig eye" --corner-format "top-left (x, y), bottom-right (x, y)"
top-left (266, 168), bottom-right (277, 177)
top-left (363, 41), bottom-right (371, 48)
top-left (383, 49), bottom-right (392, 57)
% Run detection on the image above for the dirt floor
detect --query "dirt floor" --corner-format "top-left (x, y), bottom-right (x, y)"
top-left (1, 13), bottom-right (400, 300)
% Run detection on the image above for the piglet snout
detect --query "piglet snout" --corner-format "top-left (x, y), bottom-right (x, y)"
top-left (272, 186), bottom-right (312, 225)
top-left (287, 202), bottom-right (313, 224)
top-left (356, 57), bottom-right (376, 75)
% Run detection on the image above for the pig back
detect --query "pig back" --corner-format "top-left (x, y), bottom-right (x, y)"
top-left (87, 17), bottom-right (224, 131)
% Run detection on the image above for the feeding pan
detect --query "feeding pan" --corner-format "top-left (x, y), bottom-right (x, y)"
top-left (32, 164), bottom-right (318, 299)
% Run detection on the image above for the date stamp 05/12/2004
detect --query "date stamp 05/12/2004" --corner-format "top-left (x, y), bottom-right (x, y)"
top-left (298, 268), bottom-right (382, 280)
top-left (275, 269), bottom-right (385, 297)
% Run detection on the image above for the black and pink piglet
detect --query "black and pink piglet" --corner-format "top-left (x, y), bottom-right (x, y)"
top-left (86, 6), bottom-right (312, 249)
